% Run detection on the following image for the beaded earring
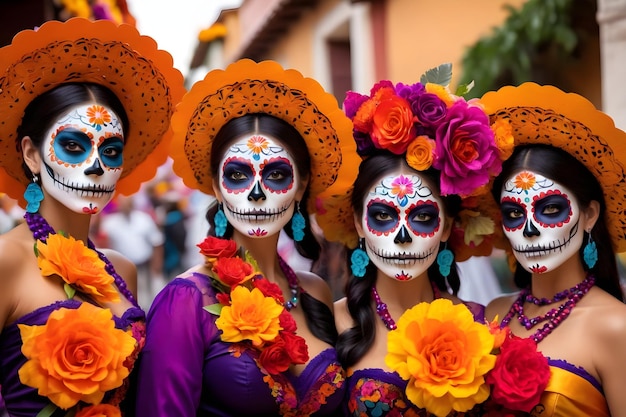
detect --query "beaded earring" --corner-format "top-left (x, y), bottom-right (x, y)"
top-left (214, 202), bottom-right (228, 237)
top-left (436, 242), bottom-right (454, 278)
top-left (351, 238), bottom-right (370, 278)
top-left (583, 230), bottom-right (598, 269)
top-left (291, 201), bottom-right (305, 242)
top-left (24, 174), bottom-right (44, 214)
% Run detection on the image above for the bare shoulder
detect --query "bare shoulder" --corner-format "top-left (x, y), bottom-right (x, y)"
top-left (334, 297), bottom-right (353, 334)
top-left (296, 270), bottom-right (334, 308)
top-left (0, 230), bottom-right (32, 328)
top-left (485, 292), bottom-right (519, 323)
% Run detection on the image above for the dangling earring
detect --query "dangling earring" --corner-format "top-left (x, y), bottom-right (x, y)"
top-left (583, 230), bottom-right (598, 269)
top-left (214, 202), bottom-right (227, 237)
top-left (291, 201), bottom-right (305, 242)
top-left (24, 174), bottom-right (44, 214)
top-left (351, 238), bottom-right (370, 278)
top-left (437, 242), bottom-right (454, 278)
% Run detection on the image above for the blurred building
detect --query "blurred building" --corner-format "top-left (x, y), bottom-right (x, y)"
top-left (188, 0), bottom-right (626, 130)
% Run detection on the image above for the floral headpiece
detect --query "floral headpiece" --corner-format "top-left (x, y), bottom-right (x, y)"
top-left (316, 64), bottom-right (512, 260)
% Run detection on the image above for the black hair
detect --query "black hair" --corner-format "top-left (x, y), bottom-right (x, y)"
top-left (337, 152), bottom-right (462, 368)
top-left (206, 113), bottom-right (337, 345)
top-left (492, 144), bottom-right (624, 301)
top-left (17, 82), bottom-right (129, 179)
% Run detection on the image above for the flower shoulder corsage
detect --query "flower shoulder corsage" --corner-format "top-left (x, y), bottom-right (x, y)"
top-left (18, 302), bottom-right (138, 417)
top-left (384, 298), bottom-right (550, 416)
top-left (197, 236), bottom-right (309, 374)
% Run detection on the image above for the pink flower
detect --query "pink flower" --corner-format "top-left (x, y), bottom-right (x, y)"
top-left (433, 101), bottom-right (501, 196)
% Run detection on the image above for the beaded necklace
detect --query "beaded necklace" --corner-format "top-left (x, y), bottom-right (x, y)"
top-left (372, 282), bottom-right (442, 330)
top-left (500, 274), bottom-right (595, 343)
top-left (277, 254), bottom-right (301, 311)
top-left (24, 211), bottom-right (138, 307)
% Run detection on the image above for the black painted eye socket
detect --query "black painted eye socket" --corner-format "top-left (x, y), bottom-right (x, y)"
top-left (261, 160), bottom-right (294, 191)
top-left (501, 201), bottom-right (526, 230)
top-left (222, 160), bottom-right (254, 191)
top-left (367, 202), bottom-right (399, 233)
top-left (534, 194), bottom-right (570, 225)
top-left (407, 204), bottom-right (439, 235)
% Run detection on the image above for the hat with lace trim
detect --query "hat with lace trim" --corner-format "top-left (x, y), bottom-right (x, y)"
top-left (0, 17), bottom-right (186, 207)
top-left (479, 82), bottom-right (626, 253)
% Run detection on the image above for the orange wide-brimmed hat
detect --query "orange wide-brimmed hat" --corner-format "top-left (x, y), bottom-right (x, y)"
top-left (0, 17), bottom-right (186, 207)
top-left (169, 58), bottom-right (358, 211)
top-left (480, 82), bottom-right (626, 253)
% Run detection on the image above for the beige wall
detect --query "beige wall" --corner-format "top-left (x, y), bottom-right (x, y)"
top-left (386, 0), bottom-right (527, 87)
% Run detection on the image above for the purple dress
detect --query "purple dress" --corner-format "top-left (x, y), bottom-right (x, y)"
top-left (135, 273), bottom-right (347, 416)
top-left (346, 302), bottom-right (485, 416)
top-left (0, 299), bottom-right (145, 417)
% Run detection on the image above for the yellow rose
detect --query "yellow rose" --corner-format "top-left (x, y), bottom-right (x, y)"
top-left (216, 286), bottom-right (283, 347)
top-left (405, 136), bottom-right (435, 171)
top-left (385, 299), bottom-right (496, 416)
top-left (18, 303), bottom-right (136, 410)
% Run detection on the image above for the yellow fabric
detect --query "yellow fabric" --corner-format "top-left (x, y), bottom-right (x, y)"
top-left (533, 365), bottom-right (609, 417)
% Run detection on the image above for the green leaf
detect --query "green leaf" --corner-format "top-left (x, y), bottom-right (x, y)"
top-left (420, 63), bottom-right (452, 86)
top-left (36, 403), bottom-right (58, 417)
top-left (455, 80), bottom-right (474, 96)
top-left (203, 303), bottom-right (223, 316)
top-left (33, 241), bottom-right (39, 257)
top-left (64, 283), bottom-right (76, 300)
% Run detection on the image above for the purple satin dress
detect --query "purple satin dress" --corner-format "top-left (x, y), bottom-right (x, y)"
top-left (346, 302), bottom-right (485, 416)
top-left (0, 299), bottom-right (145, 417)
top-left (135, 273), bottom-right (347, 416)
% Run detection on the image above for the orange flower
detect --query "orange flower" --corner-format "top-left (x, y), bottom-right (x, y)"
top-left (385, 299), bottom-right (496, 416)
top-left (353, 86), bottom-right (395, 132)
top-left (405, 136), bottom-right (435, 171)
top-left (487, 316), bottom-right (510, 350)
top-left (371, 95), bottom-right (417, 154)
top-left (514, 171), bottom-right (536, 190)
top-left (491, 119), bottom-right (514, 161)
top-left (86, 105), bottom-right (112, 126)
top-left (18, 303), bottom-right (136, 410)
top-left (36, 234), bottom-right (120, 304)
top-left (76, 404), bottom-right (122, 417)
top-left (215, 286), bottom-right (283, 347)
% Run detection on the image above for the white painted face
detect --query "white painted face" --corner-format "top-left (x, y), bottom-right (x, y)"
top-left (359, 173), bottom-right (445, 281)
top-left (500, 171), bottom-right (583, 274)
top-left (39, 104), bottom-right (124, 214)
top-left (218, 134), bottom-right (300, 238)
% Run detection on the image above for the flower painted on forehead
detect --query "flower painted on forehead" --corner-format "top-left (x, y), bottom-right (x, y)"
top-left (514, 171), bottom-right (536, 191)
top-left (86, 105), bottom-right (112, 130)
top-left (390, 175), bottom-right (414, 202)
top-left (247, 135), bottom-right (269, 160)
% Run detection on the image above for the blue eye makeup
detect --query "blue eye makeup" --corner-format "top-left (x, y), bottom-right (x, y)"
top-left (406, 203), bottom-right (440, 236)
top-left (366, 201), bottom-right (400, 234)
top-left (52, 128), bottom-right (93, 164)
top-left (501, 200), bottom-right (526, 230)
top-left (261, 160), bottom-right (294, 192)
top-left (222, 160), bottom-right (255, 191)
top-left (533, 194), bottom-right (571, 226)
top-left (99, 137), bottom-right (124, 168)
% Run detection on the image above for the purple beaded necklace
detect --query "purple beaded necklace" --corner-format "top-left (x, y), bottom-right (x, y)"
top-left (500, 274), bottom-right (595, 343)
top-left (24, 211), bottom-right (138, 307)
top-left (372, 282), bottom-right (442, 330)
top-left (278, 255), bottom-right (301, 311)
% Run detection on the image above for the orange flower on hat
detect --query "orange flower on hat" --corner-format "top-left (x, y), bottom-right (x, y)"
top-left (17, 303), bottom-right (136, 410)
top-left (76, 404), bottom-right (122, 417)
top-left (35, 233), bottom-right (120, 304)
top-left (215, 285), bottom-right (284, 347)
top-left (490, 119), bottom-right (514, 161)
top-left (385, 298), bottom-right (496, 416)
top-left (406, 136), bottom-right (436, 171)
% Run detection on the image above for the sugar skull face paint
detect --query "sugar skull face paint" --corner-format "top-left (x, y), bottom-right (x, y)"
top-left (39, 104), bottom-right (124, 214)
top-left (358, 173), bottom-right (445, 281)
top-left (500, 171), bottom-right (583, 274)
top-left (218, 134), bottom-right (300, 238)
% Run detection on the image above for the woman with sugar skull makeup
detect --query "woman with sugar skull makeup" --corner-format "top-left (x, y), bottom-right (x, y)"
top-left (482, 83), bottom-right (626, 416)
top-left (135, 59), bottom-right (359, 416)
top-left (0, 18), bottom-right (184, 416)
top-left (315, 66), bottom-right (506, 415)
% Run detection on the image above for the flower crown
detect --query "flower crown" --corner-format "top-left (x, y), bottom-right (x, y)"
top-left (343, 64), bottom-right (507, 197)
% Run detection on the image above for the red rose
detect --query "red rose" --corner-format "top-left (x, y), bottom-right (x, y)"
top-left (281, 331), bottom-right (309, 364)
top-left (216, 293), bottom-right (231, 306)
top-left (197, 236), bottom-right (238, 263)
top-left (278, 310), bottom-right (297, 333)
top-left (213, 257), bottom-right (254, 287)
top-left (258, 337), bottom-right (292, 374)
top-left (486, 335), bottom-right (550, 412)
top-left (252, 278), bottom-right (284, 303)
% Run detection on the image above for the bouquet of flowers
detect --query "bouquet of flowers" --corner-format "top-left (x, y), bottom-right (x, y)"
top-left (385, 298), bottom-right (550, 416)
top-left (198, 236), bottom-right (309, 374)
